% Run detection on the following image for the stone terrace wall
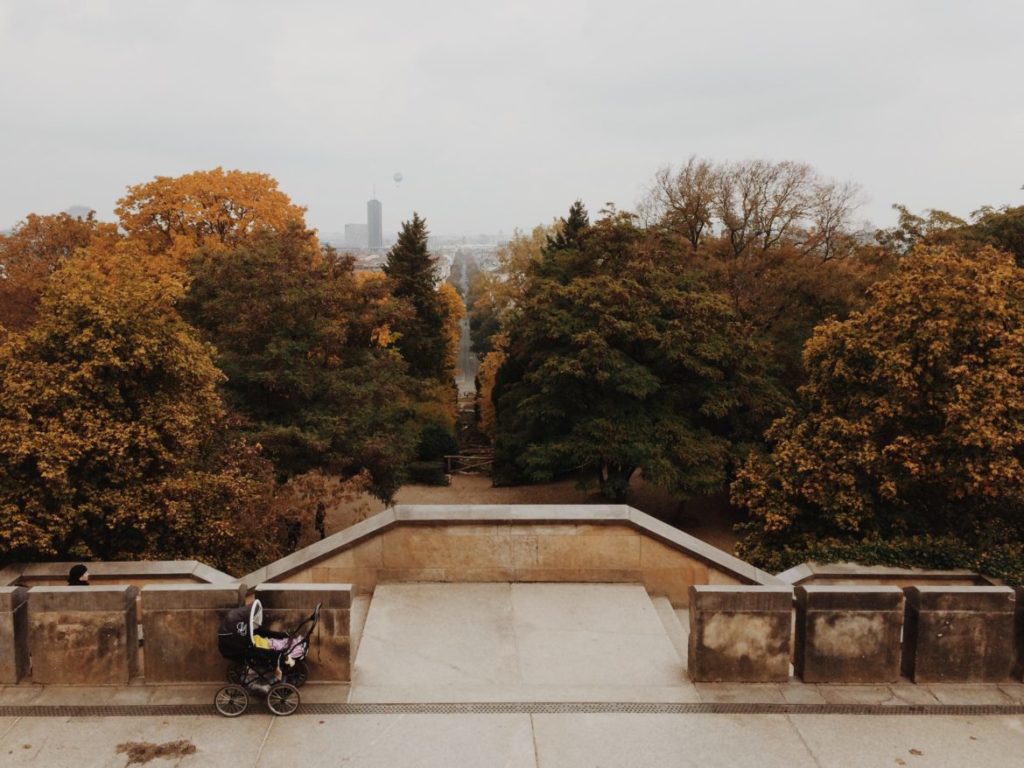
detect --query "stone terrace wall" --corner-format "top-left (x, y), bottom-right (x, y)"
top-left (242, 505), bottom-right (781, 607)
top-left (688, 585), bottom-right (1023, 684)
top-left (0, 560), bottom-right (235, 590)
top-left (778, 562), bottom-right (998, 588)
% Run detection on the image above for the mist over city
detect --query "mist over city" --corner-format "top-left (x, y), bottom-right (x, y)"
top-left (1, 1), bottom-right (1022, 240)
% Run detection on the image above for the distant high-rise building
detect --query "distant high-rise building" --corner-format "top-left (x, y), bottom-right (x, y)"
top-left (367, 198), bottom-right (383, 251)
top-left (344, 223), bottom-right (369, 249)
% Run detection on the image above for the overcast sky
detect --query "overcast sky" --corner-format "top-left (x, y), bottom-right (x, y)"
top-left (1, 0), bottom-right (1022, 238)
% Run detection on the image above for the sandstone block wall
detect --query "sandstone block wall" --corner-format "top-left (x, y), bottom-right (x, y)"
top-left (794, 586), bottom-right (904, 683)
top-left (0, 587), bottom-right (29, 683)
top-left (255, 583), bottom-right (352, 682)
top-left (279, 522), bottom-right (743, 607)
top-left (688, 585), bottom-right (793, 682)
top-left (141, 584), bottom-right (246, 682)
top-left (28, 586), bottom-right (139, 684)
top-left (902, 586), bottom-right (1016, 683)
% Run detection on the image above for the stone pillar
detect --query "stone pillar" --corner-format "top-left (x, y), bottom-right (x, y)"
top-left (255, 583), bottom-right (351, 682)
top-left (141, 583), bottom-right (246, 682)
top-left (0, 587), bottom-right (29, 683)
top-left (687, 585), bottom-right (793, 683)
top-left (903, 586), bottom-right (1016, 683)
top-left (28, 586), bottom-right (139, 684)
top-left (794, 586), bottom-right (904, 683)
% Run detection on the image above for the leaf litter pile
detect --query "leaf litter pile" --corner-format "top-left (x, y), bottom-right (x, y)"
top-left (115, 740), bottom-right (197, 765)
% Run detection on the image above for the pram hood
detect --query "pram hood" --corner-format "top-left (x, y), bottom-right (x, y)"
top-left (218, 599), bottom-right (263, 640)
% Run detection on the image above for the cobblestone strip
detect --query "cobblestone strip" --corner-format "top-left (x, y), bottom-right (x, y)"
top-left (2, 702), bottom-right (1024, 717)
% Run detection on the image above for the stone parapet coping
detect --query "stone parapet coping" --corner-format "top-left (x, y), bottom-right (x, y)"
top-left (777, 561), bottom-right (997, 586)
top-left (240, 504), bottom-right (783, 588)
top-left (0, 586), bottom-right (28, 611)
top-left (0, 560), bottom-right (235, 587)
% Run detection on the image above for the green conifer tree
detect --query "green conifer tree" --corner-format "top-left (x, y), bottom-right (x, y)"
top-left (383, 214), bottom-right (448, 382)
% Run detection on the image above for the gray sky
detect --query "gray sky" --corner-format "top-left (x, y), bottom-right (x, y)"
top-left (2, 0), bottom-right (1022, 238)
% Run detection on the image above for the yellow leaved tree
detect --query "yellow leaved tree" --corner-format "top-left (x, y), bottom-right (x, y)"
top-left (115, 167), bottom-right (314, 268)
top-left (0, 240), bottom-right (286, 573)
top-left (734, 244), bottom-right (1024, 573)
top-left (0, 211), bottom-right (120, 332)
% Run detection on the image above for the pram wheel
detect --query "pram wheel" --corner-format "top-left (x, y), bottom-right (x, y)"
top-left (266, 682), bottom-right (300, 716)
top-left (285, 659), bottom-right (308, 687)
top-left (214, 684), bottom-right (249, 717)
top-left (226, 661), bottom-right (245, 684)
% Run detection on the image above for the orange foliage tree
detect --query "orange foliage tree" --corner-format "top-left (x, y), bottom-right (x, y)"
top-left (734, 245), bottom-right (1024, 570)
top-left (0, 241), bottom-right (285, 573)
top-left (115, 167), bottom-right (313, 266)
top-left (0, 212), bottom-right (119, 331)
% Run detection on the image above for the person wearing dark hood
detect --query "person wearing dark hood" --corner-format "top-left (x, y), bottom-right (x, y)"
top-left (67, 564), bottom-right (90, 586)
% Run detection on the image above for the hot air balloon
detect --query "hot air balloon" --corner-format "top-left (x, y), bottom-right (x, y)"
top-left (393, 172), bottom-right (403, 183)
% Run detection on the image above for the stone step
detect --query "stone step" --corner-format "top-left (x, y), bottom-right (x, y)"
top-left (349, 594), bottom-right (371, 668)
top-left (650, 596), bottom-right (690, 668)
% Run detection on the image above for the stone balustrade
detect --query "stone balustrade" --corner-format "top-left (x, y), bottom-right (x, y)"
top-left (241, 506), bottom-right (780, 608)
top-left (2, 508), bottom-right (1022, 688)
top-left (141, 583), bottom-right (247, 682)
top-left (687, 585), bottom-right (793, 682)
top-left (902, 586), bottom-right (1016, 683)
top-left (27, 585), bottom-right (139, 684)
top-left (794, 586), bottom-right (904, 683)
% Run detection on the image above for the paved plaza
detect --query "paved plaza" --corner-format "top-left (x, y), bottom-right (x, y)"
top-left (2, 583), bottom-right (1024, 766)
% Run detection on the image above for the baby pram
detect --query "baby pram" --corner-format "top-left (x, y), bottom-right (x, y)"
top-left (214, 599), bottom-right (321, 717)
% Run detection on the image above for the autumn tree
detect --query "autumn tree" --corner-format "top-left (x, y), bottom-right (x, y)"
top-left (966, 205), bottom-right (1024, 266)
top-left (494, 204), bottom-right (782, 500)
top-left (383, 213), bottom-right (449, 382)
top-left (642, 158), bottom-right (884, 397)
top-left (644, 157), bottom-right (862, 261)
top-left (115, 167), bottom-right (313, 267)
top-left (438, 280), bottom-right (466, 378)
top-left (468, 225), bottom-right (550, 356)
top-left (733, 245), bottom-right (1024, 571)
top-left (181, 228), bottom-right (420, 505)
top-left (874, 204), bottom-right (967, 256)
top-left (0, 211), bottom-right (119, 331)
top-left (0, 241), bottom-right (283, 573)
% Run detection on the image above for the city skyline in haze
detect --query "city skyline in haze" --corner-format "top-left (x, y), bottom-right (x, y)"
top-left (1, 1), bottom-right (1022, 237)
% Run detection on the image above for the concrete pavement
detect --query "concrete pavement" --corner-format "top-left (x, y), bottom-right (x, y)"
top-left (3, 711), bottom-right (1024, 767)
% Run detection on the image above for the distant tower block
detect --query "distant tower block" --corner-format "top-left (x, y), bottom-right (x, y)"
top-left (367, 198), bottom-right (383, 251)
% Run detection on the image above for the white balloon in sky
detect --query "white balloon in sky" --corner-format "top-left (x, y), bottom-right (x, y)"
top-left (393, 172), bottom-right (403, 183)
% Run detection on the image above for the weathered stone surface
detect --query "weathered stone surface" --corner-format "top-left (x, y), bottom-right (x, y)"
top-left (794, 586), bottom-right (904, 683)
top-left (535, 528), bottom-right (640, 570)
top-left (0, 587), bottom-right (29, 683)
top-left (778, 561), bottom-right (993, 588)
top-left (28, 585), bottom-right (139, 684)
top-left (903, 586), bottom-right (1016, 683)
top-left (687, 586), bottom-right (793, 682)
top-left (381, 527), bottom-right (515, 570)
top-left (0, 560), bottom-right (234, 589)
top-left (256, 583), bottom-right (352, 682)
top-left (257, 582), bottom-right (352, 610)
top-left (240, 505), bottom-right (780, 596)
top-left (141, 584), bottom-right (246, 682)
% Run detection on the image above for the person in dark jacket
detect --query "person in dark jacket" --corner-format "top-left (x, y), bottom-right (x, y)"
top-left (315, 502), bottom-right (326, 540)
top-left (67, 564), bottom-right (89, 586)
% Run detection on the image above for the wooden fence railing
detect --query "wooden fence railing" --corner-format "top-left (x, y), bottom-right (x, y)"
top-left (444, 454), bottom-right (493, 474)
